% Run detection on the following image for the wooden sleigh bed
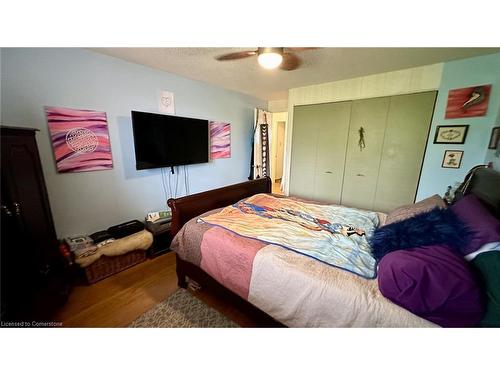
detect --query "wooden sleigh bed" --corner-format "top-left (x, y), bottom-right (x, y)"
top-left (167, 168), bottom-right (500, 327)
top-left (167, 177), bottom-right (283, 326)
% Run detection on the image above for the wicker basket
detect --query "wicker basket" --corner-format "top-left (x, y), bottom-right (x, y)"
top-left (83, 250), bottom-right (147, 284)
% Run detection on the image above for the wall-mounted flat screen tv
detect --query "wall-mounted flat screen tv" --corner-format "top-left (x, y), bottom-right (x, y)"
top-left (131, 111), bottom-right (209, 170)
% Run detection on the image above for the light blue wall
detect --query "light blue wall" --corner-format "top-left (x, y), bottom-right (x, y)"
top-left (0, 48), bottom-right (265, 238)
top-left (484, 106), bottom-right (500, 171)
top-left (416, 53), bottom-right (500, 200)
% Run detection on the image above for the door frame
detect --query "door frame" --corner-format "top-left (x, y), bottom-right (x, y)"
top-left (270, 112), bottom-right (288, 183)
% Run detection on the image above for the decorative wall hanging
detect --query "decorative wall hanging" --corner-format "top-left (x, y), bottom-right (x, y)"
top-left (259, 123), bottom-right (270, 177)
top-left (489, 127), bottom-right (500, 149)
top-left (158, 90), bottom-right (175, 114)
top-left (433, 125), bottom-right (469, 144)
top-left (209, 121), bottom-right (231, 159)
top-left (45, 106), bottom-right (113, 173)
top-left (249, 108), bottom-right (273, 180)
top-left (445, 85), bottom-right (491, 119)
top-left (442, 150), bottom-right (464, 169)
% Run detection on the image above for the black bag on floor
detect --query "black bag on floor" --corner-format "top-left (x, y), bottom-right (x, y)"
top-left (107, 220), bottom-right (144, 239)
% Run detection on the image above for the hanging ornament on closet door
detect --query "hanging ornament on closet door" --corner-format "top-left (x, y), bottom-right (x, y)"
top-left (358, 126), bottom-right (366, 151)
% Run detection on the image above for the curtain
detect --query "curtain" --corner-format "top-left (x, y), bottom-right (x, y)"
top-left (249, 108), bottom-right (273, 180)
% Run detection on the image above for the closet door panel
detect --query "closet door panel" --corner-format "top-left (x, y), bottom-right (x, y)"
top-left (341, 97), bottom-right (390, 209)
top-left (289, 105), bottom-right (319, 198)
top-left (373, 91), bottom-right (437, 212)
top-left (313, 101), bottom-right (352, 203)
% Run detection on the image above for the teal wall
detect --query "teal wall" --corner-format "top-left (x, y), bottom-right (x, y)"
top-left (416, 53), bottom-right (500, 200)
top-left (484, 104), bottom-right (500, 171)
top-left (0, 48), bottom-right (265, 238)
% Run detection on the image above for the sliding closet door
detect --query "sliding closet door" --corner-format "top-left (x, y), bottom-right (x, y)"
top-left (341, 97), bottom-right (390, 210)
top-left (289, 102), bottom-right (351, 202)
top-left (313, 101), bottom-right (351, 203)
top-left (289, 105), bottom-right (319, 198)
top-left (373, 91), bottom-right (437, 212)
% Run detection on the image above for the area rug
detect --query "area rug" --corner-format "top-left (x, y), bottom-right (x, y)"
top-left (129, 289), bottom-right (239, 328)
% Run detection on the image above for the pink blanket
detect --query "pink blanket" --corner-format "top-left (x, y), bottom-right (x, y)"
top-left (201, 227), bottom-right (265, 299)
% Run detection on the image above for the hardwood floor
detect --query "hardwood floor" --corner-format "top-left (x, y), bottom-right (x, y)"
top-left (272, 179), bottom-right (284, 196)
top-left (53, 251), bottom-right (260, 327)
top-left (54, 252), bottom-right (177, 327)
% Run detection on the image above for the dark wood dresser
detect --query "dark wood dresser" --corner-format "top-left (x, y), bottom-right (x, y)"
top-left (1, 126), bottom-right (70, 322)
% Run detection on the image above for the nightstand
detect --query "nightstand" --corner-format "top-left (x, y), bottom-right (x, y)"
top-left (145, 221), bottom-right (173, 258)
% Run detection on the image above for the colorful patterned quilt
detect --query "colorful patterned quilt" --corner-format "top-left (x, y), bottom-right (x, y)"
top-left (170, 195), bottom-right (435, 327)
top-left (199, 194), bottom-right (379, 278)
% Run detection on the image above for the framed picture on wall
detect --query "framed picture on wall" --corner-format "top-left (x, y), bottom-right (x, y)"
top-left (445, 85), bottom-right (491, 119)
top-left (442, 150), bottom-right (464, 169)
top-left (433, 125), bottom-right (469, 144)
top-left (488, 127), bottom-right (500, 149)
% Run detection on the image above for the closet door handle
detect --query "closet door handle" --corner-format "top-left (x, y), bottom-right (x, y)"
top-left (325, 171), bottom-right (333, 174)
top-left (13, 202), bottom-right (21, 216)
top-left (1, 205), bottom-right (13, 217)
top-left (356, 173), bottom-right (365, 177)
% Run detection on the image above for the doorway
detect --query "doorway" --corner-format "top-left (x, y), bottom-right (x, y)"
top-left (270, 112), bottom-right (287, 195)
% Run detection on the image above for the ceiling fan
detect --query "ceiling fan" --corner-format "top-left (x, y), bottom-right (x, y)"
top-left (215, 47), bottom-right (316, 71)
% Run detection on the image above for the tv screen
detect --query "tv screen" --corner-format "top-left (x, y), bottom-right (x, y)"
top-left (131, 111), bottom-right (209, 170)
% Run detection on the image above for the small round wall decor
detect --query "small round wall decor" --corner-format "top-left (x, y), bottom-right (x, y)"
top-left (66, 127), bottom-right (99, 154)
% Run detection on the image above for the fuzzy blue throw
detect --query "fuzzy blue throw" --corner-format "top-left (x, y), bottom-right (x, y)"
top-left (370, 207), bottom-right (472, 261)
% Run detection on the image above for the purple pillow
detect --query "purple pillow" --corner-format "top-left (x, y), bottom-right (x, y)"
top-left (450, 195), bottom-right (500, 255)
top-left (378, 245), bottom-right (485, 327)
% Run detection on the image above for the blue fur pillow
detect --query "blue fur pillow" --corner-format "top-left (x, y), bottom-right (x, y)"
top-left (370, 207), bottom-right (472, 261)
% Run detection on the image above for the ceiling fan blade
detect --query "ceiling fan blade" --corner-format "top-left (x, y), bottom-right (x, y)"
top-left (285, 47), bottom-right (319, 52)
top-left (280, 52), bottom-right (301, 71)
top-left (215, 51), bottom-right (257, 61)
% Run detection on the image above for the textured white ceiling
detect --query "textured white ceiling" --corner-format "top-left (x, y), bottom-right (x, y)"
top-left (90, 48), bottom-right (500, 100)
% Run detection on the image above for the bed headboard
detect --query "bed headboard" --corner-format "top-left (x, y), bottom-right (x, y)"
top-left (167, 177), bottom-right (272, 236)
top-left (464, 168), bottom-right (500, 219)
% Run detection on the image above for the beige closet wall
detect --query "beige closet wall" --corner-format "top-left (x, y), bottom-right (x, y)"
top-left (283, 63), bottom-right (443, 196)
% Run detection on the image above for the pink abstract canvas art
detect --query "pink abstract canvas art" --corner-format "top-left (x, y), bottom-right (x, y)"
top-left (209, 121), bottom-right (231, 159)
top-left (45, 106), bottom-right (113, 173)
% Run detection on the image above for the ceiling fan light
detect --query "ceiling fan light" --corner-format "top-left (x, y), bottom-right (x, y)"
top-left (258, 52), bottom-right (283, 69)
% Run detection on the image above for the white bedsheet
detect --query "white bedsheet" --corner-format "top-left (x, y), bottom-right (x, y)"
top-left (248, 245), bottom-right (437, 328)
